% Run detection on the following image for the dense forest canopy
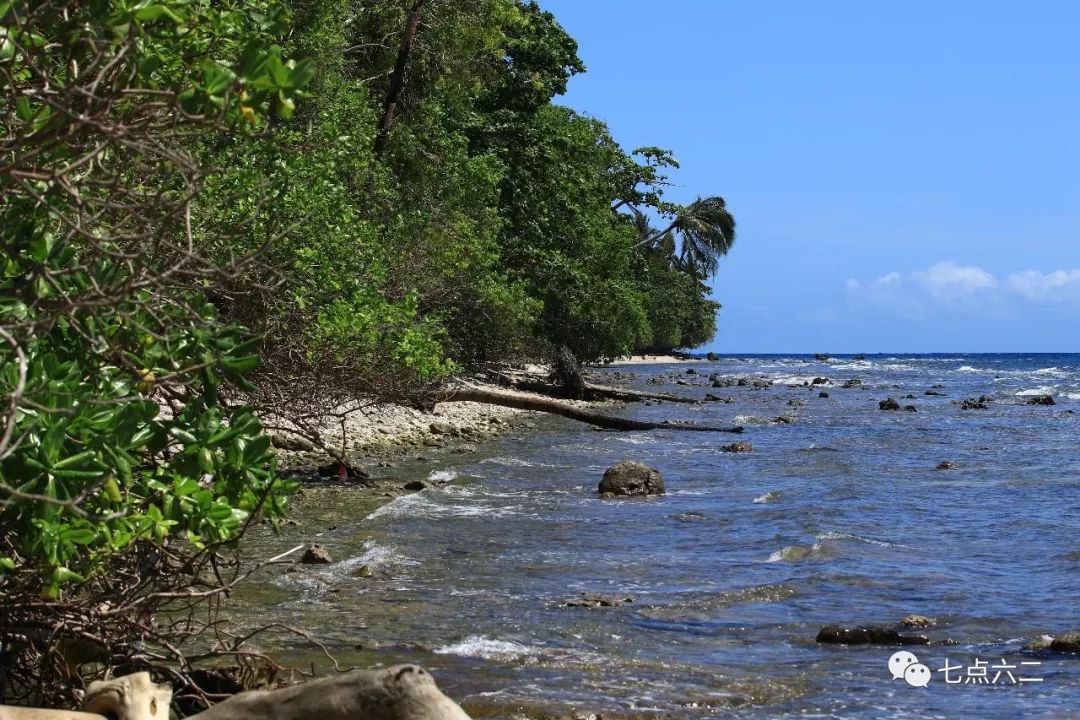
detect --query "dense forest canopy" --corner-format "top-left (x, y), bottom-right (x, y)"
top-left (0, 0), bottom-right (737, 707)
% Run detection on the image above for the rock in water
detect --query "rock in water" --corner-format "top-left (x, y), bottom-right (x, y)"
top-left (935, 461), bottom-right (958, 470)
top-left (561, 592), bottom-right (634, 608)
top-left (960, 398), bottom-right (989, 410)
top-left (1050, 631), bottom-right (1080, 652)
top-left (402, 480), bottom-right (428, 491)
top-left (842, 378), bottom-right (862, 388)
top-left (1027, 394), bottom-right (1055, 406)
top-left (301, 544), bottom-right (332, 564)
top-left (598, 461), bottom-right (664, 497)
top-left (879, 398), bottom-right (901, 411)
top-left (898, 614), bottom-right (937, 629)
top-left (815, 625), bottom-right (929, 645)
top-left (721, 441), bottom-right (753, 453)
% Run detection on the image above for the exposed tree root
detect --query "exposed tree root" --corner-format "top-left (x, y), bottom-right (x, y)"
top-left (442, 386), bottom-right (743, 433)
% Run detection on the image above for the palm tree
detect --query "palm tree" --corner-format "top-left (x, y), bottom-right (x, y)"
top-left (634, 195), bottom-right (736, 279)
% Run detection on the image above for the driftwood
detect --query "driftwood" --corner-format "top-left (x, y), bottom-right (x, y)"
top-left (189, 665), bottom-right (470, 720)
top-left (0, 709), bottom-right (105, 720)
top-left (582, 381), bottom-right (699, 404)
top-left (443, 386), bottom-right (743, 433)
top-left (82, 672), bottom-right (172, 720)
top-left (7, 666), bottom-right (469, 720)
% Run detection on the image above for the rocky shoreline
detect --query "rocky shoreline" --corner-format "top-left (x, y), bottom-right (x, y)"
top-left (268, 398), bottom-right (532, 473)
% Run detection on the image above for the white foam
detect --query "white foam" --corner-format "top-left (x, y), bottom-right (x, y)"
top-left (367, 491), bottom-right (518, 520)
top-left (816, 531), bottom-right (914, 549)
top-left (1015, 386), bottom-right (1056, 397)
top-left (338, 539), bottom-right (418, 572)
top-left (956, 365), bottom-right (983, 373)
top-left (428, 469), bottom-right (458, 483)
top-left (433, 635), bottom-right (539, 662)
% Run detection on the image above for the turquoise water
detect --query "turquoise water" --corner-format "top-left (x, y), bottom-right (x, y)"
top-left (240, 354), bottom-right (1080, 718)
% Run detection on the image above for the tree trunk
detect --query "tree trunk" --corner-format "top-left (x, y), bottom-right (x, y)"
top-left (442, 386), bottom-right (744, 433)
top-left (633, 218), bottom-right (677, 249)
top-left (373, 0), bottom-right (426, 158)
top-left (552, 345), bottom-right (587, 399)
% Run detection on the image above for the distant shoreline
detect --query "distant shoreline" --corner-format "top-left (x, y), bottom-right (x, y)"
top-left (604, 354), bottom-right (692, 366)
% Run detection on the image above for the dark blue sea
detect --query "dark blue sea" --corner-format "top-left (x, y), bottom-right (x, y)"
top-left (244, 354), bottom-right (1080, 719)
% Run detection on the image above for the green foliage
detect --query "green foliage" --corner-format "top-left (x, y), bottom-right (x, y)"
top-left (0, 0), bottom-right (303, 595)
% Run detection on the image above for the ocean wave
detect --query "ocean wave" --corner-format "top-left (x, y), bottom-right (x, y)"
top-left (1015, 386), bottom-right (1057, 397)
top-left (433, 635), bottom-right (540, 662)
top-left (481, 456), bottom-right (560, 468)
top-left (767, 544), bottom-right (819, 562)
top-left (338, 538), bottom-right (418, 573)
top-left (366, 491), bottom-right (521, 521)
top-left (428, 469), bottom-right (459, 483)
top-left (816, 531), bottom-right (914, 549)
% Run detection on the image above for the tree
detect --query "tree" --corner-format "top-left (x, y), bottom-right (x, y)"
top-left (0, 0), bottom-right (307, 707)
top-left (638, 195), bottom-right (737, 280)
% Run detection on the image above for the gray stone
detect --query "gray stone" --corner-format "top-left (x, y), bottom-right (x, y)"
top-left (816, 625), bottom-right (929, 645)
top-left (301, 544), bottom-right (331, 564)
top-left (598, 461), bottom-right (664, 497)
top-left (1051, 631), bottom-right (1080, 652)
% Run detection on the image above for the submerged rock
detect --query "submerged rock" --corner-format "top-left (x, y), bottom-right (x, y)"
top-left (925, 390), bottom-right (946, 396)
top-left (721, 441), bottom-right (753, 453)
top-left (1024, 634), bottom-right (1054, 651)
top-left (903, 405), bottom-right (918, 412)
top-left (1027, 394), bottom-right (1056, 406)
top-left (772, 416), bottom-right (795, 425)
top-left (1050, 631), bottom-right (1080, 652)
top-left (960, 398), bottom-right (989, 410)
top-left (935, 461), bottom-right (958, 470)
top-left (562, 592), bottom-right (634, 608)
top-left (842, 379), bottom-right (862, 388)
top-left (816, 625), bottom-right (929, 645)
top-left (402, 480), bottom-right (428, 491)
top-left (598, 461), bottom-right (664, 497)
top-left (819, 391), bottom-right (830, 398)
top-left (301, 544), bottom-right (332, 565)
top-left (879, 398), bottom-right (901, 411)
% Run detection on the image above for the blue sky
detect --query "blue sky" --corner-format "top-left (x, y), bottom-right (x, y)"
top-left (541, 1), bottom-right (1080, 352)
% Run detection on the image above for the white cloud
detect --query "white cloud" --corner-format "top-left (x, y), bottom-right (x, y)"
top-left (846, 261), bottom-right (1080, 314)
top-left (912, 261), bottom-right (997, 301)
top-left (1005, 269), bottom-right (1080, 303)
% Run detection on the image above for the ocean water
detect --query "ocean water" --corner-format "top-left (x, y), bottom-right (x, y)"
top-left (239, 354), bottom-right (1080, 719)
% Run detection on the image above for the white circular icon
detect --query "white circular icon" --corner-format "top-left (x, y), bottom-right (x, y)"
top-left (888, 650), bottom-right (920, 680)
top-left (904, 662), bottom-right (932, 687)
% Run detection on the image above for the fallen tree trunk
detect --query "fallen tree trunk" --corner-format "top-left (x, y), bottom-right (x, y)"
top-left (443, 386), bottom-right (743, 433)
top-left (582, 381), bottom-right (700, 404)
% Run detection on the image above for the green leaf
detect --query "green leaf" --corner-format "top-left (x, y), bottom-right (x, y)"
top-left (220, 354), bottom-right (259, 372)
